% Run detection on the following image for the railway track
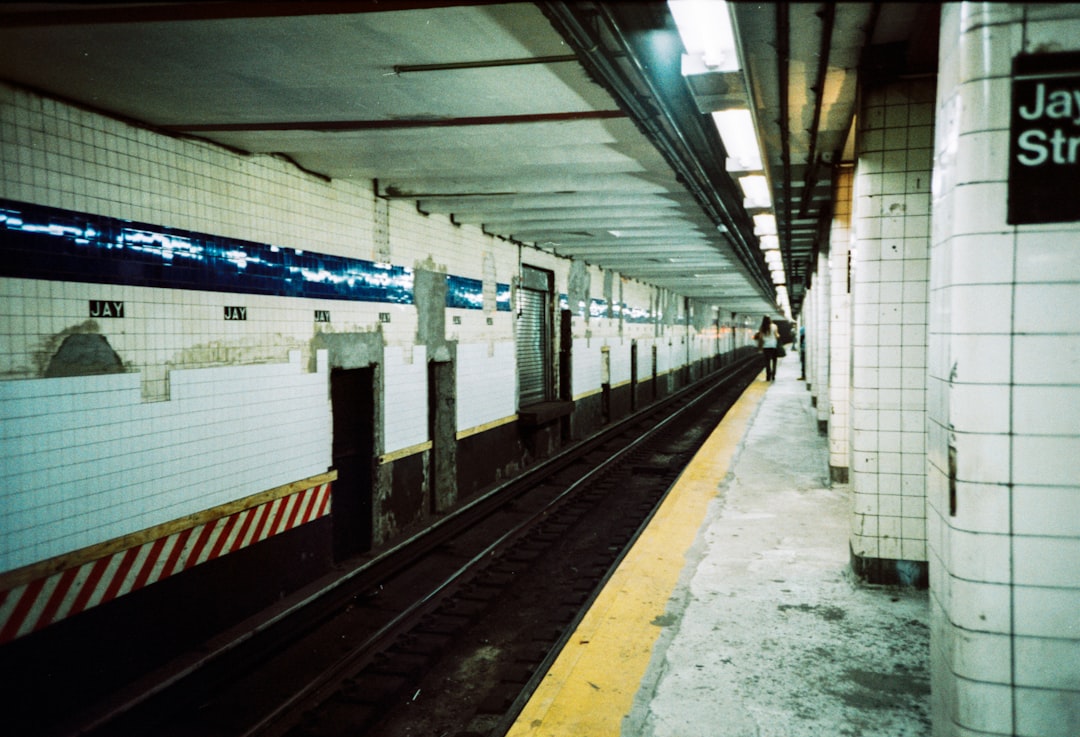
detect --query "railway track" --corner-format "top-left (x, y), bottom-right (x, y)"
top-left (63, 355), bottom-right (760, 737)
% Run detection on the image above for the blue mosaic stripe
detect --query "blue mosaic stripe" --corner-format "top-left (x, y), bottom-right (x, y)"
top-left (559, 294), bottom-right (654, 324)
top-left (447, 274), bottom-right (511, 312)
top-left (0, 199), bottom-right (509, 310)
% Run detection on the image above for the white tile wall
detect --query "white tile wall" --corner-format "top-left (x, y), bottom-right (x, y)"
top-left (0, 84), bottom-right (514, 568)
top-left (456, 341), bottom-right (516, 432)
top-left (608, 338), bottom-right (633, 386)
top-left (0, 78), bottom-right (758, 580)
top-left (929, 5), bottom-right (1080, 736)
top-left (382, 345), bottom-right (428, 454)
top-left (0, 350), bottom-right (330, 572)
top-left (850, 76), bottom-right (933, 565)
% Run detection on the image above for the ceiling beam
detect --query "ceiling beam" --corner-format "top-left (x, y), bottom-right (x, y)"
top-left (548, 238), bottom-right (714, 250)
top-left (377, 172), bottom-right (674, 199)
top-left (0, 2), bottom-right (505, 27)
top-left (165, 110), bottom-right (625, 134)
top-left (510, 227), bottom-right (710, 241)
top-left (394, 55), bottom-right (578, 74)
top-left (462, 209), bottom-right (694, 228)
top-left (417, 191), bottom-right (694, 213)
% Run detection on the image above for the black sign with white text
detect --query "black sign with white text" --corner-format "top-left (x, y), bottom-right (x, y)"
top-left (1008, 52), bottom-right (1080, 224)
top-left (89, 300), bottom-right (124, 318)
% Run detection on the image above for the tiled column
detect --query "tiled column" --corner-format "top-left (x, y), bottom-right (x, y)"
top-left (814, 247), bottom-right (831, 434)
top-left (828, 168), bottom-right (854, 483)
top-left (804, 284), bottom-right (817, 395)
top-left (850, 76), bottom-right (933, 585)
top-left (929, 5), bottom-right (1080, 735)
top-left (811, 283), bottom-right (822, 396)
top-left (809, 285), bottom-right (817, 392)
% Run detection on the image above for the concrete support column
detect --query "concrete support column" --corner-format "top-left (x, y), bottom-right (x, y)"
top-left (814, 249), bottom-right (831, 435)
top-left (850, 75), bottom-right (934, 585)
top-left (828, 167), bottom-right (854, 483)
top-left (929, 5), bottom-right (1080, 735)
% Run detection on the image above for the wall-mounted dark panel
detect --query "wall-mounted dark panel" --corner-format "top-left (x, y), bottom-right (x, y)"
top-left (1008, 52), bottom-right (1080, 225)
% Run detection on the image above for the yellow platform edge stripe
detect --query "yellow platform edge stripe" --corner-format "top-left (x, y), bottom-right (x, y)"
top-left (507, 377), bottom-right (769, 737)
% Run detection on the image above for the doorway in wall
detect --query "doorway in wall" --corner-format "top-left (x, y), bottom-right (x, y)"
top-left (517, 265), bottom-right (554, 406)
top-left (601, 345), bottom-right (611, 424)
top-left (651, 344), bottom-right (659, 400)
top-left (330, 367), bottom-right (375, 559)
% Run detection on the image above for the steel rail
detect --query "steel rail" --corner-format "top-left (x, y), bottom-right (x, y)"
top-left (69, 353), bottom-right (758, 737)
top-left (243, 356), bottom-right (756, 737)
top-left (488, 359), bottom-right (760, 735)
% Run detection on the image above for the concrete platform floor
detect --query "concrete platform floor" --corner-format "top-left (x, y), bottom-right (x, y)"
top-left (624, 352), bottom-right (930, 736)
top-left (509, 350), bottom-right (930, 737)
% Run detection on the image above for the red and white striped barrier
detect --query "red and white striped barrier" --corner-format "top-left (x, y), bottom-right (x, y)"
top-left (0, 479), bottom-right (332, 644)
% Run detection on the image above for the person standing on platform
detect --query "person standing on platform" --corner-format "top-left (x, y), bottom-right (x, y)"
top-left (756, 315), bottom-right (780, 381)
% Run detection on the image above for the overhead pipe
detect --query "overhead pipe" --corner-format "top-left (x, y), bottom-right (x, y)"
top-left (593, 2), bottom-right (774, 300)
top-left (824, 3), bottom-right (881, 167)
top-left (777, 3), bottom-right (794, 299)
top-left (797, 2), bottom-right (881, 305)
top-left (539, 1), bottom-right (775, 301)
top-left (798, 2), bottom-right (836, 220)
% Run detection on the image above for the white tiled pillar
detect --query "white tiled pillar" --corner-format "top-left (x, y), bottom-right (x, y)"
top-left (804, 283), bottom-right (817, 395)
top-left (828, 168), bottom-right (854, 482)
top-left (813, 282), bottom-right (822, 394)
top-left (814, 247), bottom-right (831, 434)
top-left (929, 5), bottom-right (1080, 735)
top-left (850, 76), bottom-right (933, 585)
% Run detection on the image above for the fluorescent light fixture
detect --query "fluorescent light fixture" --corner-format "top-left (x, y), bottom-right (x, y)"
top-left (753, 213), bottom-right (777, 236)
top-left (765, 250), bottom-right (782, 265)
top-left (669, 0), bottom-right (739, 73)
top-left (759, 235), bottom-right (779, 250)
top-left (739, 175), bottom-right (771, 209)
top-left (712, 109), bottom-right (762, 172)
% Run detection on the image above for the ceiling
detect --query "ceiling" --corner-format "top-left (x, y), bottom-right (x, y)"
top-left (0, 2), bottom-right (937, 319)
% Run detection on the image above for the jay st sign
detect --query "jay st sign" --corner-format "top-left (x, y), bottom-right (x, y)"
top-left (1008, 52), bottom-right (1080, 225)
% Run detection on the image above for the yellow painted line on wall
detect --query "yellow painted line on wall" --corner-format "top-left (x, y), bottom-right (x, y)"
top-left (456, 414), bottom-right (519, 441)
top-left (378, 441), bottom-right (432, 465)
top-left (507, 378), bottom-right (769, 737)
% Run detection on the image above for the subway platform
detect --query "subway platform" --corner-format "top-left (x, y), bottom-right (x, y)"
top-left (507, 351), bottom-right (930, 737)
